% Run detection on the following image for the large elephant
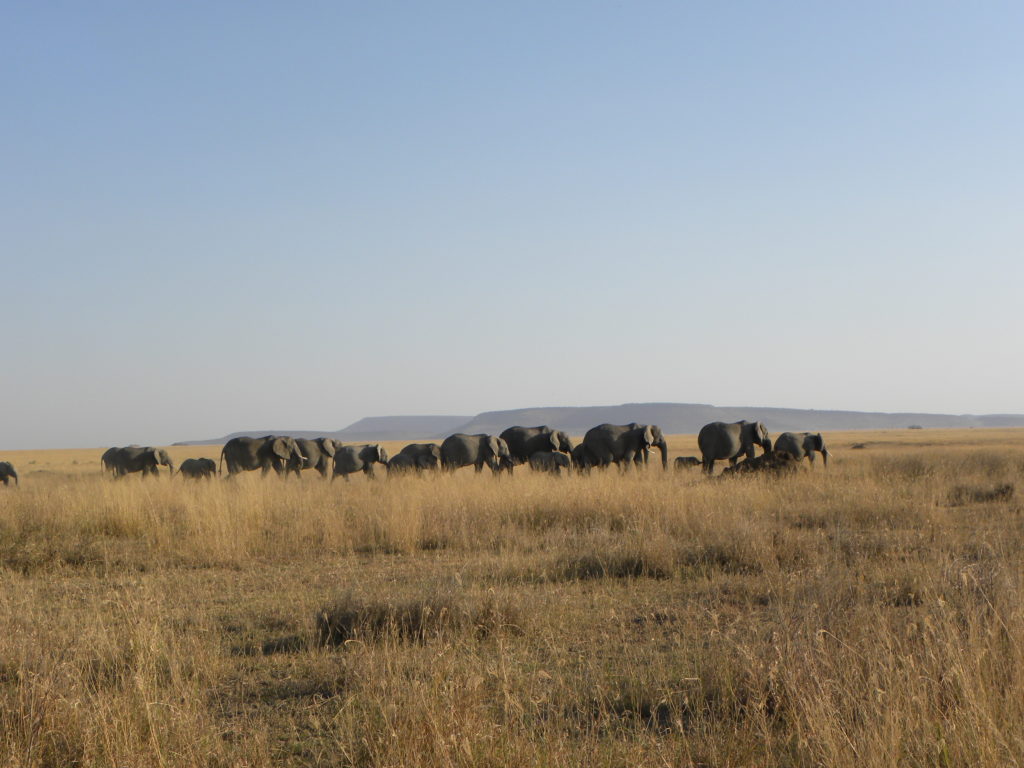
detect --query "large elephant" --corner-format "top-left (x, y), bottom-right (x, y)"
top-left (107, 446), bottom-right (175, 478)
top-left (178, 457), bottom-right (217, 479)
top-left (697, 420), bottom-right (772, 474)
top-left (395, 443), bottom-right (442, 471)
top-left (499, 426), bottom-right (574, 465)
top-left (581, 423), bottom-right (668, 470)
top-left (220, 435), bottom-right (305, 477)
top-left (0, 461), bottom-right (18, 486)
top-left (774, 432), bottom-right (830, 466)
top-left (288, 437), bottom-right (340, 478)
top-left (332, 444), bottom-right (388, 481)
top-left (440, 433), bottom-right (513, 474)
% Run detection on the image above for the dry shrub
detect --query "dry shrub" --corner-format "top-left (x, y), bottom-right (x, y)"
top-left (317, 590), bottom-right (520, 646)
top-left (947, 482), bottom-right (1014, 505)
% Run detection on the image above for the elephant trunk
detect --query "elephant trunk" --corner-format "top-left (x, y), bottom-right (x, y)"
top-left (822, 449), bottom-right (831, 467)
top-left (655, 441), bottom-right (668, 470)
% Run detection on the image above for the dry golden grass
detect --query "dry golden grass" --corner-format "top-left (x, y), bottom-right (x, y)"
top-left (0, 429), bottom-right (1022, 766)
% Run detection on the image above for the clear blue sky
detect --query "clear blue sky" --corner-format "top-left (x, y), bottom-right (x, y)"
top-left (2, 2), bottom-right (1022, 449)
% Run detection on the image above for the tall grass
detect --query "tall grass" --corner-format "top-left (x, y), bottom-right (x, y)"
top-left (0, 430), bottom-right (1021, 765)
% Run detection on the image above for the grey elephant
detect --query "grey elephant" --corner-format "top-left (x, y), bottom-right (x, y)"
top-left (440, 433), bottom-right (513, 475)
top-left (107, 446), bottom-right (175, 478)
top-left (499, 426), bottom-right (574, 465)
top-left (581, 423), bottom-right (669, 470)
top-left (220, 435), bottom-right (306, 477)
top-left (0, 461), bottom-right (18, 486)
top-left (528, 451), bottom-right (571, 475)
top-left (395, 443), bottom-right (442, 471)
top-left (178, 457), bottom-right (217, 479)
top-left (674, 456), bottom-right (701, 470)
top-left (774, 432), bottom-right (830, 466)
top-left (332, 444), bottom-right (388, 481)
top-left (697, 421), bottom-right (772, 474)
top-left (288, 437), bottom-right (340, 478)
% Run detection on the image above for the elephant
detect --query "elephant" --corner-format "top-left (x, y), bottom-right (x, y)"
top-left (571, 443), bottom-right (596, 473)
top-left (107, 446), bottom-right (175, 478)
top-left (288, 437), bottom-right (340, 478)
top-left (773, 432), bottom-right (831, 466)
top-left (178, 457), bottom-right (217, 479)
top-left (395, 443), bottom-right (442, 471)
top-left (528, 451), bottom-right (571, 475)
top-left (332, 444), bottom-right (388, 481)
top-left (674, 456), bottom-right (702, 470)
top-left (386, 454), bottom-right (419, 475)
top-left (697, 420), bottom-right (772, 475)
top-left (220, 435), bottom-right (306, 477)
top-left (440, 433), bottom-right (513, 475)
top-left (581, 423), bottom-right (668, 470)
top-left (499, 426), bottom-right (574, 465)
top-left (0, 461), bottom-right (18, 486)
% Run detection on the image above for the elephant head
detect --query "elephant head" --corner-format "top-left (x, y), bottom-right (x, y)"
top-left (645, 425), bottom-right (669, 469)
top-left (553, 430), bottom-right (574, 453)
top-left (153, 448), bottom-right (175, 474)
top-left (271, 436), bottom-right (304, 463)
top-left (482, 436), bottom-right (512, 473)
top-left (743, 421), bottom-right (772, 454)
top-left (810, 433), bottom-right (831, 466)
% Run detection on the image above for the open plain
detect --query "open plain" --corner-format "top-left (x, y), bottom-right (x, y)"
top-left (0, 429), bottom-right (1022, 766)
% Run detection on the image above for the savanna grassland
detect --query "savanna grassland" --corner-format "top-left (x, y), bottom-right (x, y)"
top-left (0, 429), bottom-right (1022, 767)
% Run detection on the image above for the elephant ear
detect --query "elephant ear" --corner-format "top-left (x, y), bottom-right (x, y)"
top-left (271, 438), bottom-right (291, 460)
top-left (320, 438), bottom-right (337, 457)
top-left (642, 425), bottom-right (655, 447)
top-left (548, 432), bottom-right (560, 451)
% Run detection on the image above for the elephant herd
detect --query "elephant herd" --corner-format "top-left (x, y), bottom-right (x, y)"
top-left (67, 421), bottom-right (829, 484)
top-left (0, 422), bottom-right (831, 488)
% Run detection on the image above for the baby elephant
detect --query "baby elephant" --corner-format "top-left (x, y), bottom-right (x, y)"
top-left (333, 444), bottom-right (389, 481)
top-left (674, 456), bottom-right (701, 470)
top-left (178, 457), bottom-right (217, 479)
top-left (386, 454), bottom-right (419, 475)
top-left (528, 451), bottom-right (571, 475)
top-left (0, 461), bottom-right (19, 486)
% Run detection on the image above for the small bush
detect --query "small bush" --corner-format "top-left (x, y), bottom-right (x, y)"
top-left (947, 483), bottom-right (1014, 506)
top-left (316, 591), bottom-right (519, 646)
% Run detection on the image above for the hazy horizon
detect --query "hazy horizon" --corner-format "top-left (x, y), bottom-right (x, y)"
top-left (4, 2), bottom-right (1022, 450)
